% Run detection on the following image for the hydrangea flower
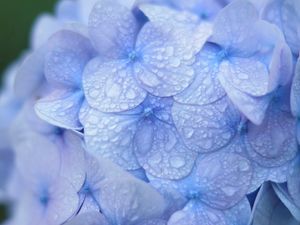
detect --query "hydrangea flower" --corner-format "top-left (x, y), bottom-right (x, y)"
top-left (2, 0), bottom-right (300, 224)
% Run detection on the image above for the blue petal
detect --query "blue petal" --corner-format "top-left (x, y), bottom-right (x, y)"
top-left (146, 173), bottom-right (189, 217)
top-left (78, 0), bottom-right (99, 24)
top-left (168, 198), bottom-right (251, 225)
top-left (264, 0), bottom-right (300, 55)
top-left (287, 156), bottom-right (300, 209)
top-left (170, 0), bottom-right (223, 19)
top-left (212, 0), bottom-right (260, 56)
top-left (194, 152), bottom-right (252, 209)
top-left (136, 219), bottom-right (167, 225)
top-left (136, 5), bottom-right (212, 96)
top-left (174, 43), bottom-right (226, 105)
top-left (273, 183), bottom-right (300, 222)
top-left (291, 57), bottom-right (300, 118)
top-left (148, 152), bottom-right (252, 210)
top-left (168, 200), bottom-right (226, 225)
top-left (58, 131), bottom-right (86, 190)
top-left (45, 30), bottom-right (94, 88)
top-left (44, 178), bottom-right (80, 224)
top-left (30, 14), bottom-right (62, 49)
top-left (80, 105), bottom-right (141, 170)
top-left (64, 212), bottom-right (109, 225)
top-left (55, 0), bottom-right (79, 21)
top-left (82, 58), bottom-right (147, 113)
top-left (245, 100), bottom-right (298, 168)
top-left (35, 88), bottom-right (84, 130)
top-left (248, 160), bottom-right (291, 193)
top-left (218, 57), bottom-right (269, 97)
top-left (218, 67), bottom-right (271, 125)
top-left (84, 156), bottom-right (167, 225)
top-left (172, 97), bottom-right (240, 153)
top-left (14, 132), bottom-right (61, 186)
top-left (251, 182), bottom-right (300, 225)
top-left (88, 0), bottom-right (139, 58)
top-left (14, 47), bottom-right (46, 99)
top-left (134, 119), bottom-right (198, 180)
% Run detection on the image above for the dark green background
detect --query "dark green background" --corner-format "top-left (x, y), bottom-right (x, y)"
top-left (0, 1), bottom-right (56, 221)
top-left (0, 0), bottom-right (56, 81)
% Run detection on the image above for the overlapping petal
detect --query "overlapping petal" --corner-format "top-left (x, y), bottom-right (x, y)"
top-left (45, 30), bottom-right (94, 88)
top-left (80, 104), bottom-right (141, 170)
top-left (168, 198), bottom-right (251, 225)
top-left (134, 119), bottom-right (197, 179)
top-left (82, 58), bottom-right (147, 113)
top-left (172, 97), bottom-right (240, 153)
top-left (88, 0), bottom-right (140, 58)
top-left (35, 89), bottom-right (84, 130)
top-left (174, 43), bottom-right (226, 106)
top-left (245, 99), bottom-right (298, 168)
top-left (136, 5), bottom-right (212, 96)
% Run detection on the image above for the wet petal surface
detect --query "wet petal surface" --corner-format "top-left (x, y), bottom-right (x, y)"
top-left (83, 58), bottom-right (147, 113)
top-left (35, 88), bottom-right (84, 130)
top-left (172, 97), bottom-right (240, 153)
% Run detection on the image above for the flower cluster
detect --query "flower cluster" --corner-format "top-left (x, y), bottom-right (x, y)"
top-left (1, 0), bottom-right (300, 224)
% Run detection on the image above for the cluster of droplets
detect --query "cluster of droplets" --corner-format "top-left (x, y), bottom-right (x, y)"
top-left (1, 0), bottom-right (300, 225)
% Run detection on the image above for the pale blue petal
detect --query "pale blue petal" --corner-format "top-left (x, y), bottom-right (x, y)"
top-left (146, 173), bottom-right (188, 218)
top-left (218, 57), bottom-right (269, 97)
top-left (194, 152), bottom-right (252, 209)
top-left (35, 88), bottom-right (84, 130)
top-left (222, 198), bottom-right (251, 225)
top-left (85, 156), bottom-right (167, 225)
top-left (168, 198), bottom-right (251, 225)
top-left (281, 0), bottom-right (300, 54)
top-left (139, 4), bottom-right (200, 25)
top-left (64, 212), bottom-right (109, 225)
top-left (58, 131), bottom-right (86, 190)
top-left (88, 0), bottom-right (139, 58)
top-left (44, 178), bottom-right (80, 225)
top-left (273, 183), bottom-right (300, 222)
top-left (248, 161), bottom-right (291, 193)
top-left (148, 152), bottom-right (252, 210)
top-left (245, 100), bottom-right (298, 168)
top-left (170, 0), bottom-right (223, 19)
top-left (136, 6), bottom-right (212, 96)
top-left (14, 48), bottom-right (46, 99)
top-left (45, 30), bottom-right (94, 88)
top-left (262, 0), bottom-right (300, 55)
top-left (212, 0), bottom-right (260, 56)
top-left (218, 67), bottom-right (271, 125)
top-left (174, 43), bottom-right (226, 105)
top-left (267, 40), bottom-right (293, 90)
top-left (134, 119), bottom-right (197, 180)
top-left (137, 219), bottom-right (167, 225)
top-left (55, 0), bottom-right (79, 21)
top-left (78, 0), bottom-right (99, 24)
top-left (172, 97), bottom-right (240, 153)
top-left (14, 132), bottom-right (61, 186)
top-left (251, 183), bottom-right (300, 225)
top-left (30, 14), bottom-right (62, 49)
top-left (287, 157), bottom-right (300, 208)
top-left (168, 200), bottom-right (227, 225)
top-left (80, 105), bottom-right (141, 170)
top-left (291, 57), bottom-right (300, 118)
top-left (82, 58), bottom-right (147, 113)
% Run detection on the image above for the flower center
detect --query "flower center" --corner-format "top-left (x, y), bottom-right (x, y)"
top-left (143, 107), bottom-right (154, 118)
top-left (128, 50), bottom-right (139, 62)
top-left (39, 190), bottom-right (50, 207)
top-left (217, 48), bottom-right (230, 61)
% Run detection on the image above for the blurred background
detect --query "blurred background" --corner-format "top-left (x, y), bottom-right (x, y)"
top-left (0, 1), bottom-right (56, 221)
top-left (0, 0), bottom-right (56, 83)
